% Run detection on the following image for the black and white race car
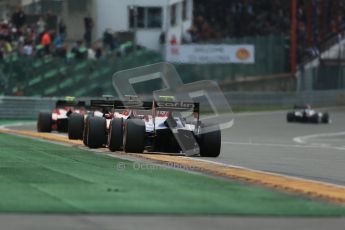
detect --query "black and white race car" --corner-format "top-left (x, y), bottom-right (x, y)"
top-left (286, 105), bottom-right (330, 124)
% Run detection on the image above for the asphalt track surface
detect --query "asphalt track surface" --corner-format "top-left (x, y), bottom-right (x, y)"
top-left (211, 107), bottom-right (345, 186)
top-left (3, 107), bottom-right (345, 230)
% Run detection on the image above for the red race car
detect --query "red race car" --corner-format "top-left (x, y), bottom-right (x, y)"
top-left (37, 97), bottom-right (86, 133)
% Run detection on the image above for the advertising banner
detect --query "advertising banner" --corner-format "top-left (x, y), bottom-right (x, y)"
top-left (165, 44), bottom-right (255, 64)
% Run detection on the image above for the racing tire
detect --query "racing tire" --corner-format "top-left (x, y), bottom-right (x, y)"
top-left (68, 113), bottom-right (84, 140)
top-left (108, 118), bottom-right (123, 152)
top-left (312, 114), bottom-right (322, 124)
top-left (198, 125), bottom-right (221, 157)
top-left (124, 119), bottom-right (145, 153)
top-left (37, 112), bottom-right (52, 132)
top-left (322, 113), bottom-right (330, 124)
top-left (83, 116), bottom-right (90, 146)
top-left (286, 112), bottom-right (295, 122)
top-left (87, 116), bottom-right (106, 148)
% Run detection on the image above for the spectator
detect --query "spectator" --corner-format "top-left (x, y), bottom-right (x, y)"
top-left (87, 46), bottom-right (96, 60)
top-left (53, 33), bottom-right (66, 58)
top-left (170, 35), bottom-right (177, 45)
top-left (84, 16), bottom-right (93, 47)
top-left (11, 7), bottom-right (26, 29)
top-left (103, 29), bottom-right (115, 50)
top-left (58, 19), bottom-right (67, 41)
top-left (159, 32), bottom-right (166, 44)
top-left (41, 30), bottom-right (51, 55)
top-left (37, 16), bottom-right (46, 36)
top-left (71, 40), bottom-right (86, 59)
top-left (95, 45), bottom-right (102, 59)
top-left (54, 33), bottom-right (63, 49)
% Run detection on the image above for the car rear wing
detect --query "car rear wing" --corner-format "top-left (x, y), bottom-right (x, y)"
top-left (55, 100), bottom-right (86, 108)
top-left (294, 104), bottom-right (310, 110)
top-left (154, 101), bottom-right (199, 113)
top-left (90, 99), bottom-right (199, 113)
top-left (90, 99), bottom-right (151, 110)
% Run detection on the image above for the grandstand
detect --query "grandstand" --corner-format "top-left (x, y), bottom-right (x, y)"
top-left (1, 0), bottom-right (345, 97)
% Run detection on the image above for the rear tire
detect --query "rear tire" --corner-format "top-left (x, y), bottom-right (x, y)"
top-left (68, 113), bottom-right (84, 140)
top-left (124, 119), bottom-right (145, 153)
top-left (108, 118), bottom-right (123, 152)
top-left (83, 116), bottom-right (90, 146)
top-left (87, 117), bottom-right (106, 148)
top-left (198, 125), bottom-right (221, 157)
top-left (37, 112), bottom-right (52, 132)
top-left (287, 112), bottom-right (294, 122)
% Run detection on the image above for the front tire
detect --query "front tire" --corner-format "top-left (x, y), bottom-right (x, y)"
top-left (108, 118), bottom-right (123, 152)
top-left (123, 119), bottom-right (145, 153)
top-left (87, 117), bottom-right (106, 148)
top-left (37, 112), bottom-right (52, 132)
top-left (68, 113), bottom-right (84, 140)
top-left (322, 113), bottom-right (330, 124)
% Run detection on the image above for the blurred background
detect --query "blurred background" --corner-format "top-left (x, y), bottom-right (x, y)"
top-left (0, 0), bottom-right (345, 114)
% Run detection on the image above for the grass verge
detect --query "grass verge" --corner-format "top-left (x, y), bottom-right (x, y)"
top-left (0, 132), bottom-right (345, 216)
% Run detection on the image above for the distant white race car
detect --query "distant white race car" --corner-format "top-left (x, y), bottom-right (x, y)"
top-left (286, 104), bottom-right (330, 124)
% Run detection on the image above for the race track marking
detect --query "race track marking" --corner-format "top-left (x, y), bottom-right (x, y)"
top-left (222, 140), bottom-right (340, 150)
top-left (1, 128), bottom-right (345, 205)
top-left (293, 132), bottom-right (345, 151)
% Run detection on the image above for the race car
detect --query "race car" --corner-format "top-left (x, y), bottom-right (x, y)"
top-left (67, 97), bottom-right (131, 142)
top-left (70, 97), bottom-right (221, 157)
top-left (37, 97), bottom-right (87, 133)
top-left (286, 104), bottom-right (330, 124)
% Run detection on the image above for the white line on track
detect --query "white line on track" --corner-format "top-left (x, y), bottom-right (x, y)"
top-left (293, 132), bottom-right (345, 150)
top-left (0, 122), bottom-right (35, 130)
top-left (293, 131), bottom-right (345, 144)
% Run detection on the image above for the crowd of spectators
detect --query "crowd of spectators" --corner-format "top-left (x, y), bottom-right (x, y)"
top-left (185, 0), bottom-right (345, 61)
top-left (0, 7), bottom-right (119, 62)
top-left (0, 7), bottom-right (69, 60)
top-left (295, 0), bottom-right (345, 60)
top-left (184, 0), bottom-right (291, 43)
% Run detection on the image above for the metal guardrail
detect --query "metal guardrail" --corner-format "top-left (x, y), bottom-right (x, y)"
top-left (0, 96), bottom-right (56, 119)
top-left (224, 90), bottom-right (345, 107)
top-left (0, 91), bottom-right (345, 119)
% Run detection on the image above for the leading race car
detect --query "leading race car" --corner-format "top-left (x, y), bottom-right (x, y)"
top-left (69, 96), bottom-right (221, 157)
top-left (37, 97), bottom-right (87, 133)
top-left (286, 104), bottom-right (330, 124)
